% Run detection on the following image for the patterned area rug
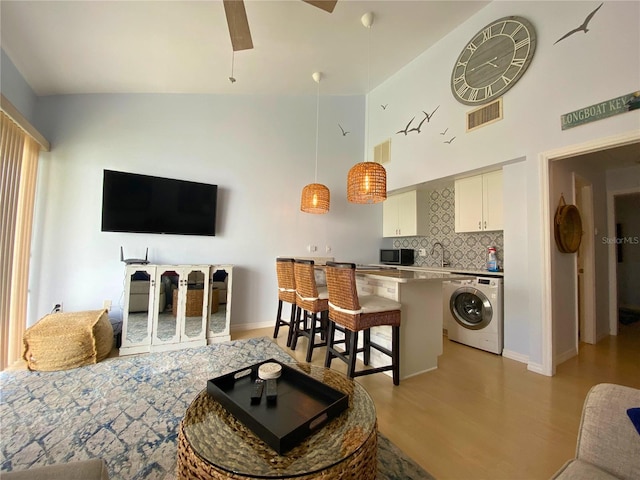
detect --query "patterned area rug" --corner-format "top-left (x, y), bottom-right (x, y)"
top-left (0, 337), bottom-right (433, 479)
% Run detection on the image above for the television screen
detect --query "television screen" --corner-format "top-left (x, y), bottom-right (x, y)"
top-left (101, 170), bottom-right (217, 236)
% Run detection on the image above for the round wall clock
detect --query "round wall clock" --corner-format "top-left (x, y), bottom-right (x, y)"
top-left (451, 16), bottom-right (537, 106)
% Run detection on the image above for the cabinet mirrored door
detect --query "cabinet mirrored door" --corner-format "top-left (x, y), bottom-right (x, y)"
top-left (182, 267), bottom-right (208, 341)
top-left (122, 266), bottom-right (156, 352)
top-left (153, 268), bottom-right (180, 344)
top-left (208, 265), bottom-right (232, 341)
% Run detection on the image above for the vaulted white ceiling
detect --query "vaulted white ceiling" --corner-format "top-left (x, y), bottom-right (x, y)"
top-left (1, 0), bottom-right (490, 96)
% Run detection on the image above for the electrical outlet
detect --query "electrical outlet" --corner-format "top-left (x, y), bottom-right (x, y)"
top-left (103, 300), bottom-right (112, 312)
top-left (418, 248), bottom-right (427, 256)
top-left (307, 245), bottom-right (318, 253)
top-left (325, 245), bottom-right (332, 253)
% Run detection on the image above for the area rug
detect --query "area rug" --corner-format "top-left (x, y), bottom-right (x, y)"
top-left (0, 337), bottom-right (433, 479)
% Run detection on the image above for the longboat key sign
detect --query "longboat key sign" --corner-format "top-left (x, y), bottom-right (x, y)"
top-left (561, 91), bottom-right (639, 130)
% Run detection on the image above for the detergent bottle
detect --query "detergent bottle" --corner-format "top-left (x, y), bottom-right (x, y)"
top-left (486, 247), bottom-right (498, 272)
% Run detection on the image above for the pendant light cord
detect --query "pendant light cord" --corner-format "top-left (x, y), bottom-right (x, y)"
top-left (314, 77), bottom-right (320, 182)
top-left (365, 20), bottom-right (371, 162)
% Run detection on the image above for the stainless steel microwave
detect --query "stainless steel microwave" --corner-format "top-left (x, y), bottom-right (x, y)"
top-left (379, 249), bottom-right (414, 266)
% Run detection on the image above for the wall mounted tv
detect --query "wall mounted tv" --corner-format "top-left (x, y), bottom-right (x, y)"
top-left (101, 170), bottom-right (218, 236)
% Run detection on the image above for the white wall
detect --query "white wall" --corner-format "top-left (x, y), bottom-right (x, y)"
top-left (1, 49), bottom-right (37, 124)
top-left (28, 93), bottom-right (384, 328)
top-left (367, 0), bottom-right (640, 368)
top-left (4, 1), bottom-right (640, 373)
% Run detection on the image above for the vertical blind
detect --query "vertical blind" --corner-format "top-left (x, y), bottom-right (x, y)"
top-left (1, 112), bottom-right (40, 370)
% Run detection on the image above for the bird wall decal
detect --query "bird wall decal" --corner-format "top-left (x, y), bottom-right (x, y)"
top-left (408, 115), bottom-right (427, 134)
top-left (554, 2), bottom-right (603, 45)
top-left (396, 117), bottom-right (415, 135)
top-left (338, 124), bottom-right (350, 136)
top-left (440, 128), bottom-right (449, 135)
top-left (409, 106), bottom-right (440, 134)
top-left (444, 136), bottom-right (456, 144)
top-left (381, 104), bottom-right (388, 110)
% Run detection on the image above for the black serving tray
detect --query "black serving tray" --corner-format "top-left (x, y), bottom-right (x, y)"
top-left (206, 359), bottom-right (349, 454)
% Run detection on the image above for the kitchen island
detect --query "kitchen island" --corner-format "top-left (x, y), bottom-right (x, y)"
top-left (354, 268), bottom-right (467, 380)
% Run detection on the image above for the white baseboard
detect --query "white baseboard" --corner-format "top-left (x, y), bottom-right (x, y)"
top-left (555, 346), bottom-right (577, 365)
top-left (231, 321), bottom-right (273, 333)
top-left (502, 349), bottom-right (528, 364)
top-left (527, 361), bottom-right (548, 375)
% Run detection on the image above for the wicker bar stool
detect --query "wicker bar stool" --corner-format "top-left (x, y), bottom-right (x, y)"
top-left (324, 262), bottom-right (402, 385)
top-left (274, 258), bottom-right (297, 347)
top-left (290, 259), bottom-right (329, 362)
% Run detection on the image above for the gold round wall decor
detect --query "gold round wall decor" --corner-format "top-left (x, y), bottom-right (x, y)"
top-left (554, 194), bottom-right (583, 253)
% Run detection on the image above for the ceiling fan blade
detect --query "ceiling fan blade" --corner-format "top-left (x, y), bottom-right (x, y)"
top-left (223, 0), bottom-right (253, 51)
top-left (302, 0), bottom-right (338, 14)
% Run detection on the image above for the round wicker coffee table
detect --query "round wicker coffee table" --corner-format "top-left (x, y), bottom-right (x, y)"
top-left (177, 364), bottom-right (377, 479)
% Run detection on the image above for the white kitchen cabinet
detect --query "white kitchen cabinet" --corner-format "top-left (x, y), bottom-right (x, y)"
top-left (383, 190), bottom-right (429, 237)
top-left (120, 264), bottom-right (232, 355)
top-left (455, 170), bottom-right (503, 232)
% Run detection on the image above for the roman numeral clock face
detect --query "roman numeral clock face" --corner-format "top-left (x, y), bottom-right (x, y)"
top-left (451, 16), bottom-right (537, 105)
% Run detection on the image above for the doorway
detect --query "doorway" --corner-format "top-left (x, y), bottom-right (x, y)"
top-left (541, 131), bottom-right (640, 376)
top-left (613, 192), bottom-right (640, 332)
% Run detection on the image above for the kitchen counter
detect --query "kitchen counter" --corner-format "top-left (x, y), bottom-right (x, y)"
top-left (355, 268), bottom-right (467, 283)
top-left (353, 268), bottom-right (458, 380)
top-left (366, 264), bottom-right (504, 277)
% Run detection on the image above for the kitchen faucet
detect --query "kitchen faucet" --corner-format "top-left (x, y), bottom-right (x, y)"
top-left (430, 242), bottom-right (449, 268)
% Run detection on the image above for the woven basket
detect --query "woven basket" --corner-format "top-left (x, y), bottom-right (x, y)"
top-left (554, 194), bottom-right (583, 253)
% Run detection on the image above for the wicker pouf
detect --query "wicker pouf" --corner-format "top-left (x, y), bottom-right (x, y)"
top-left (22, 309), bottom-right (113, 371)
top-left (173, 289), bottom-right (205, 317)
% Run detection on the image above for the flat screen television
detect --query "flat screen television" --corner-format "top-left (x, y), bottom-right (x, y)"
top-left (101, 170), bottom-right (218, 236)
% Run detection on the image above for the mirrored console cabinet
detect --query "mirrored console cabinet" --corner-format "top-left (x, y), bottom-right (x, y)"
top-left (120, 264), bottom-right (233, 356)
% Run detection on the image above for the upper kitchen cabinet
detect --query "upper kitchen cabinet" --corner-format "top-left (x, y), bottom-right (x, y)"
top-left (455, 170), bottom-right (503, 232)
top-left (383, 190), bottom-right (429, 237)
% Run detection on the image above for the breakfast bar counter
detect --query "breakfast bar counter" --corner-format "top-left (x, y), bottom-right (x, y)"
top-left (354, 268), bottom-right (466, 380)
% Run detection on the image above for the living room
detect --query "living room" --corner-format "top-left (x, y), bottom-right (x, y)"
top-left (2, 1), bottom-right (639, 478)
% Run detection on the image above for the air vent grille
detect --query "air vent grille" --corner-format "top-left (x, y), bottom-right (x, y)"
top-left (467, 99), bottom-right (503, 132)
top-left (374, 139), bottom-right (391, 164)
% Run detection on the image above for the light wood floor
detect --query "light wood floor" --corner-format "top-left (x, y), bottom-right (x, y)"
top-left (234, 320), bottom-right (640, 480)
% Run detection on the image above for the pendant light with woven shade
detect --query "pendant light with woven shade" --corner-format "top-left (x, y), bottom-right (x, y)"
top-left (301, 72), bottom-right (330, 214)
top-left (347, 12), bottom-right (386, 204)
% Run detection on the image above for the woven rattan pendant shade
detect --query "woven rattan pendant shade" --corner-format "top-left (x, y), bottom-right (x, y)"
top-left (300, 71), bottom-right (330, 215)
top-left (347, 161), bottom-right (386, 204)
top-left (347, 13), bottom-right (387, 205)
top-left (301, 183), bottom-right (330, 214)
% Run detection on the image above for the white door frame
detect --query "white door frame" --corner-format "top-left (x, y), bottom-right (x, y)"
top-left (574, 174), bottom-right (596, 346)
top-left (539, 130), bottom-right (640, 376)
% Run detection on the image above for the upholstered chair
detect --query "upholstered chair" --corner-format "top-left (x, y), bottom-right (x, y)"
top-left (323, 262), bottom-right (401, 385)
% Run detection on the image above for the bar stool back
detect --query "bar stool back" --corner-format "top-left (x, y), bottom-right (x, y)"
top-left (291, 259), bottom-right (329, 362)
top-left (274, 258), bottom-right (297, 347)
top-left (324, 262), bottom-right (402, 385)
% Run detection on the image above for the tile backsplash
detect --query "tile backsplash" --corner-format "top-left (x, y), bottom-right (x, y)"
top-left (391, 185), bottom-right (504, 271)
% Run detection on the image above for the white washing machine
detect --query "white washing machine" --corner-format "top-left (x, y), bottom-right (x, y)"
top-left (443, 276), bottom-right (503, 354)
